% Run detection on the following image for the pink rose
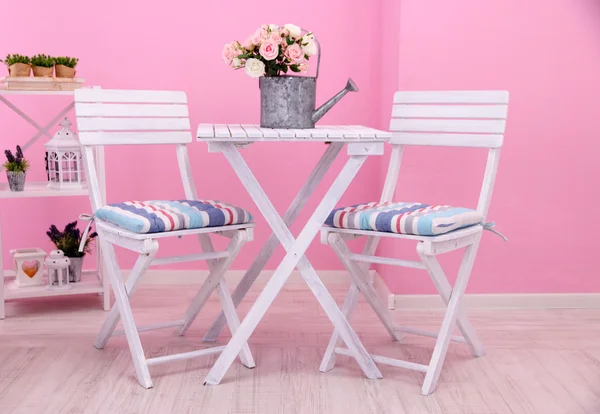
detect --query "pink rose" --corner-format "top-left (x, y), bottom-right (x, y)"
top-left (259, 39), bottom-right (279, 61)
top-left (251, 28), bottom-right (266, 45)
top-left (285, 43), bottom-right (303, 62)
top-left (298, 62), bottom-right (308, 72)
top-left (270, 31), bottom-right (283, 45)
top-left (241, 36), bottom-right (254, 50)
top-left (222, 43), bottom-right (235, 65)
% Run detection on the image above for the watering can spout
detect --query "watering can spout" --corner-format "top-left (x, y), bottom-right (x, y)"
top-left (311, 78), bottom-right (359, 124)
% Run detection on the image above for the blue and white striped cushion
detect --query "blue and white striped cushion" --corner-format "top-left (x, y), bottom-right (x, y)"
top-left (325, 202), bottom-right (483, 236)
top-left (95, 200), bottom-right (252, 234)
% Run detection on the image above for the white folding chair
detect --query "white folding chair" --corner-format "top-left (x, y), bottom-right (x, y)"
top-left (74, 88), bottom-right (255, 389)
top-left (319, 90), bottom-right (509, 395)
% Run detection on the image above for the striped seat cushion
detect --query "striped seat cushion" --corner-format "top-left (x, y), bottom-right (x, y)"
top-left (95, 200), bottom-right (252, 234)
top-left (325, 202), bottom-right (483, 236)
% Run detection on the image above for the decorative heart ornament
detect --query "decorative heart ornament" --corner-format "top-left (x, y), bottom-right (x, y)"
top-left (22, 260), bottom-right (40, 278)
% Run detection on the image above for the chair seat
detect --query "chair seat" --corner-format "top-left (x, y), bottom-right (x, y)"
top-left (325, 201), bottom-right (483, 236)
top-left (95, 200), bottom-right (253, 234)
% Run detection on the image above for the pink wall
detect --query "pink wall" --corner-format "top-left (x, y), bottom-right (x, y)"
top-left (0, 0), bottom-right (384, 270)
top-left (379, 0), bottom-right (600, 294)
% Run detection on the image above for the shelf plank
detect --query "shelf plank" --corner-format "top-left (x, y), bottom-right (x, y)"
top-left (0, 181), bottom-right (89, 199)
top-left (4, 272), bottom-right (102, 300)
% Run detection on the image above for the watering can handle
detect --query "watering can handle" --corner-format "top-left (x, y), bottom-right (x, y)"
top-left (300, 27), bottom-right (321, 79)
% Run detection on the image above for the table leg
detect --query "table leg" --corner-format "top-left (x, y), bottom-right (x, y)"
top-left (203, 143), bottom-right (381, 385)
top-left (203, 142), bottom-right (344, 342)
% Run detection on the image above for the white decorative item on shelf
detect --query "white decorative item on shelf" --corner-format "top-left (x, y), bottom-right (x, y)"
top-left (44, 117), bottom-right (85, 190)
top-left (10, 248), bottom-right (46, 287)
top-left (45, 250), bottom-right (71, 290)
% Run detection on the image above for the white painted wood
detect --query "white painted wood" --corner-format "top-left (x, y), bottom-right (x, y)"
top-left (98, 236), bottom-right (153, 388)
top-left (390, 132), bottom-right (503, 148)
top-left (196, 124), bottom-right (391, 142)
top-left (74, 89), bottom-right (187, 103)
top-left (394, 90), bottom-right (509, 104)
top-left (417, 244), bottom-right (485, 357)
top-left (176, 231), bottom-right (250, 335)
top-left (150, 251), bottom-right (228, 266)
top-left (346, 141), bottom-right (385, 156)
top-left (392, 104), bottom-right (508, 119)
top-left (78, 131), bottom-right (192, 145)
top-left (0, 181), bottom-right (89, 198)
top-left (477, 148), bottom-right (502, 219)
top-left (421, 237), bottom-right (481, 395)
top-left (95, 244), bottom-right (158, 349)
top-left (322, 224), bottom-right (483, 244)
top-left (347, 253), bottom-right (426, 269)
top-left (77, 117), bottom-right (190, 131)
top-left (203, 143), bottom-right (344, 342)
top-left (395, 325), bottom-right (466, 343)
top-left (112, 320), bottom-right (184, 337)
top-left (203, 143), bottom-right (381, 385)
top-left (146, 346), bottom-right (226, 366)
top-left (390, 118), bottom-right (506, 134)
top-left (334, 347), bottom-right (429, 373)
top-left (75, 103), bottom-right (189, 117)
top-left (215, 279), bottom-right (255, 368)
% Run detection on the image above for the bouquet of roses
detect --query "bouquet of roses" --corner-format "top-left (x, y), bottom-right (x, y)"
top-left (222, 24), bottom-right (317, 78)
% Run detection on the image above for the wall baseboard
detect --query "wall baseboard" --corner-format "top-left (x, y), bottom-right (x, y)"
top-left (133, 270), bottom-right (600, 310)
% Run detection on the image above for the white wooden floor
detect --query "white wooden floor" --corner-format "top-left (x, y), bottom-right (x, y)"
top-left (0, 282), bottom-right (599, 414)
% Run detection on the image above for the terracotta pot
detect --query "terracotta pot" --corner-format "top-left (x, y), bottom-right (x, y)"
top-left (8, 63), bottom-right (31, 77)
top-left (32, 65), bottom-right (53, 77)
top-left (55, 64), bottom-right (76, 78)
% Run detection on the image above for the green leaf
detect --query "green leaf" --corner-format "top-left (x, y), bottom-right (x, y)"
top-left (282, 65), bottom-right (288, 73)
top-left (286, 36), bottom-right (294, 45)
top-left (290, 64), bottom-right (300, 73)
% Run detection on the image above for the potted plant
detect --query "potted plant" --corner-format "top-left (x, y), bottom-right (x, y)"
top-left (1, 54), bottom-right (31, 77)
top-left (3, 145), bottom-right (29, 191)
top-left (222, 24), bottom-right (357, 128)
top-left (54, 56), bottom-right (78, 78)
top-left (30, 54), bottom-right (54, 77)
top-left (46, 221), bottom-right (97, 282)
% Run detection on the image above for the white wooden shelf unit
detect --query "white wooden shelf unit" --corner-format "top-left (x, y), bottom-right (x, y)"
top-left (0, 88), bottom-right (109, 318)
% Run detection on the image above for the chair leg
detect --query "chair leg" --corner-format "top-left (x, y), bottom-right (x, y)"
top-left (329, 233), bottom-right (401, 341)
top-left (417, 243), bottom-right (485, 358)
top-left (94, 244), bottom-right (158, 349)
top-left (320, 282), bottom-right (360, 372)
top-left (421, 237), bottom-right (481, 396)
top-left (216, 279), bottom-right (255, 368)
top-left (98, 236), bottom-right (153, 389)
top-left (176, 230), bottom-right (249, 336)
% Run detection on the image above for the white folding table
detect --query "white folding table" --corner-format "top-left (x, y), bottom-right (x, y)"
top-left (196, 123), bottom-right (391, 385)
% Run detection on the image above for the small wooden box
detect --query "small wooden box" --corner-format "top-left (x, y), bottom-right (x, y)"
top-left (0, 76), bottom-right (85, 91)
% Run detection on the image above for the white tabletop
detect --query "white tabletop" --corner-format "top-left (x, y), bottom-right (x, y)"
top-left (197, 124), bottom-right (391, 142)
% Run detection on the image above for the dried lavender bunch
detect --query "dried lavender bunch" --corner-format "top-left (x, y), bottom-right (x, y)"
top-left (3, 145), bottom-right (29, 172)
top-left (46, 220), bottom-right (98, 257)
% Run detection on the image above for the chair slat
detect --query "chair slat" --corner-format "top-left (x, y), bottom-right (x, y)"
top-left (75, 103), bottom-right (189, 117)
top-left (390, 118), bottom-right (506, 134)
top-left (390, 132), bottom-right (503, 148)
top-left (77, 117), bottom-right (190, 131)
top-left (392, 104), bottom-right (507, 119)
top-left (394, 90), bottom-right (509, 104)
top-left (74, 89), bottom-right (187, 103)
top-left (79, 131), bottom-right (192, 145)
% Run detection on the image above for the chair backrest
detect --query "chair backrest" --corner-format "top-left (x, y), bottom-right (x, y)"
top-left (73, 88), bottom-right (196, 212)
top-left (383, 90), bottom-right (509, 219)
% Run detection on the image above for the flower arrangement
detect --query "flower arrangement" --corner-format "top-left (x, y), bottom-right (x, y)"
top-left (222, 24), bottom-right (317, 78)
top-left (46, 221), bottom-right (97, 258)
top-left (4, 145), bottom-right (29, 173)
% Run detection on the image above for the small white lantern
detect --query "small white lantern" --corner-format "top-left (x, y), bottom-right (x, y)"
top-left (45, 117), bottom-right (86, 190)
top-left (45, 250), bottom-right (72, 290)
top-left (10, 248), bottom-right (47, 288)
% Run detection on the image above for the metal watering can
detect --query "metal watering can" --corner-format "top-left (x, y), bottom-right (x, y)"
top-left (259, 30), bottom-right (359, 129)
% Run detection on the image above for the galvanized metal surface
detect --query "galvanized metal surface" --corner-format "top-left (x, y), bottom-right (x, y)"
top-left (6, 171), bottom-right (25, 191)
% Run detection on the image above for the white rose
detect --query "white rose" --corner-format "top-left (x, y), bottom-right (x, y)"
top-left (284, 23), bottom-right (302, 39)
top-left (244, 58), bottom-right (265, 78)
top-left (302, 40), bottom-right (317, 56)
top-left (268, 24), bottom-right (279, 31)
top-left (232, 58), bottom-right (242, 68)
